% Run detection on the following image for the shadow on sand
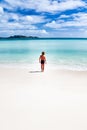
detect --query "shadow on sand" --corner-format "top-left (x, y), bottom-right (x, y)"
top-left (29, 70), bottom-right (42, 73)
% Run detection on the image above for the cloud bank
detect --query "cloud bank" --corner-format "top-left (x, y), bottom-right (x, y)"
top-left (0, 0), bottom-right (87, 37)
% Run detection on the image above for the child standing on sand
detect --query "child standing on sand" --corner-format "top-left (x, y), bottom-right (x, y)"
top-left (39, 52), bottom-right (46, 72)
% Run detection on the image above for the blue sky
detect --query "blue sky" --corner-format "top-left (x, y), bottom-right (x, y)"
top-left (0, 0), bottom-right (87, 37)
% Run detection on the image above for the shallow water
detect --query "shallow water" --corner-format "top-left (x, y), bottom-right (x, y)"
top-left (0, 38), bottom-right (87, 70)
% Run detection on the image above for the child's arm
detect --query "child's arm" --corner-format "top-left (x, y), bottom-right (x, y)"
top-left (45, 56), bottom-right (47, 63)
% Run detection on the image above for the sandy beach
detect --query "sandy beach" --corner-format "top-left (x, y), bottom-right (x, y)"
top-left (0, 67), bottom-right (87, 130)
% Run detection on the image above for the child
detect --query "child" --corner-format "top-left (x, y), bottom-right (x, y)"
top-left (39, 52), bottom-right (46, 72)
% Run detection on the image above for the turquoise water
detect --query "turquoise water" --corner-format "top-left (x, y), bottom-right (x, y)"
top-left (0, 38), bottom-right (87, 70)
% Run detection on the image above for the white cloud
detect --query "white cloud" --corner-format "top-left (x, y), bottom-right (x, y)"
top-left (0, 12), bottom-right (19, 24)
top-left (0, 21), bottom-right (37, 30)
top-left (41, 29), bottom-right (48, 34)
top-left (0, 13), bottom-right (37, 30)
top-left (2, 0), bottom-right (87, 13)
top-left (0, 6), bottom-right (4, 14)
top-left (55, 0), bottom-right (86, 12)
top-left (45, 20), bottom-right (62, 28)
top-left (59, 14), bottom-right (70, 18)
top-left (0, 7), bottom-right (47, 24)
top-left (45, 12), bottom-right (87, 29)
top-left (0, 28), bottom-right (48, 37)
top-left (73, 12), bottom-right (87, 21)
top-left (21, 15), bottom-right (46, 24)
top-left (28, 29), bottom-right (48, 35)
top-left (0, 9), bottom-right (48, 36)
top-left (0, 11), bottom-right (47, 31)
top-left (0, 0), bottom-right (87, 37)
top-left (25, 0), bottom-right (86, 13)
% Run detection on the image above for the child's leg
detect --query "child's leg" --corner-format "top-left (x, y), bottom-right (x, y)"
top-left (41, 64), bottom-right (44, 72)
top-left (42, 64), bottom-right (44, 71)
top-left (41, 64), bottom-right (43, 71)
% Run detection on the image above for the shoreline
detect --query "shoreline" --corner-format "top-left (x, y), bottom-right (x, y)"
top-left (0, 63), bottom-right (87, 71)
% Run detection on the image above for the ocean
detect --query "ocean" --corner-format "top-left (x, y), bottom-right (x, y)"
top-left (0, 38), bottom-right (87, 71)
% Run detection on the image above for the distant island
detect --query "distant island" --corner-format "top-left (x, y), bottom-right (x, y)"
top-left (0, 35), bottom-right (39, 39)
top-left (0, 36), bottom-right (87, 40)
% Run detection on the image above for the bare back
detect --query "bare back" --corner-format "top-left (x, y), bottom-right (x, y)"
top-left (40, 55), bottom-right (46, 61)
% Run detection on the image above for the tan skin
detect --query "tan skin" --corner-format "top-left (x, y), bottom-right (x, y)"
top-left (39, 52), bottom-right (46, 72)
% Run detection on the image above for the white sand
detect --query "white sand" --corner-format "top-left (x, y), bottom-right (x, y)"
top-left (0, 67), bottom-right (87, 130)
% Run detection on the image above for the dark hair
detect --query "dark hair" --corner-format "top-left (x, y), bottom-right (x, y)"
top-left (42, 51), bottom-right (45, 55)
